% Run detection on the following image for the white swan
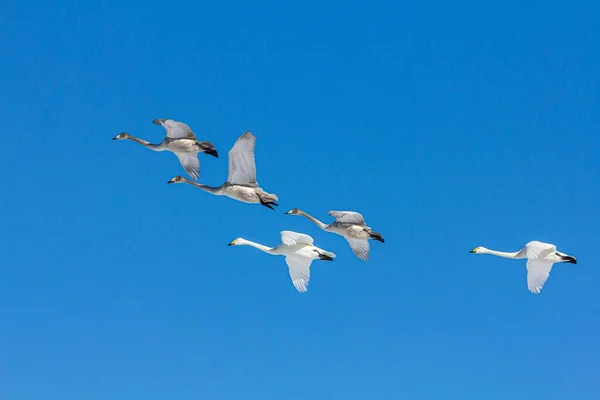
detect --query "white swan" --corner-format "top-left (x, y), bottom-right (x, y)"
top-left (284, 208), bottom-right (384, 261)
top-left (113, 118), bottom-right (218, 180)
top-left (168, 131), bottom-right (278, 209)
top-left (470, 241), bottom-right (577, 294)
top-left (227, 231), bottom-right (336, 293)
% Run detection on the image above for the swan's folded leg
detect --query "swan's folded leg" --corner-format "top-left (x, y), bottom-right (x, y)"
top-left (259, 197), bottom-right (276, 210)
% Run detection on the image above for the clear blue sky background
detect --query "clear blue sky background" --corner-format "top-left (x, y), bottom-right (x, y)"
top-left (1, 1), bottom-right (599, 399)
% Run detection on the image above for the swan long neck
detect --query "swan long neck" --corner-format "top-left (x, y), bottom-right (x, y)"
top-left (480, 248), bottom-right (522, 259)
top-left (298, 211), bottom-right (328, 230)
top-left (182, 179), bottom-right (223, 194)
top-left (127, 135), bottom-right (163, 151)
top-left (237, 239), bottom-right (275, 254)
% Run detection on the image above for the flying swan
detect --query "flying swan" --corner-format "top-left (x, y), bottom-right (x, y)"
top-left (469, 241), bottom-right (577, 294)
top-left (228, 230), bottom-right (336, 293)
top-left (284, 208), bottom-right (384, 261)
top-left (167, 131), bottom-right (278, 209)
top-left (113, 118), bottom-right (218, 180)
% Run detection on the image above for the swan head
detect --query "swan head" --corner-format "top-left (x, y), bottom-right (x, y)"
top-left (112, 132), bottom-right (130, 140)
top-left (284, 208), bottom-right (301, 215)
top-left (469, 246), bottom-right (486, 254)
top-left (167, 176), bottom-right (185, 184)
top-left (228, 238), bottom-right (243, 246)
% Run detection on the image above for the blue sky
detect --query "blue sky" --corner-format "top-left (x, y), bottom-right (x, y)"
top-left (1, 1), bottom-right (599, 399)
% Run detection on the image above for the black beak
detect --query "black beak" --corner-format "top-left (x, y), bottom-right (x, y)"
top-left (152, 118), bottom-right (167, 125)
top-left (318, 254), bottom-right (334, 261)
top-left (112, 136), bottom-right (118, 140)
top-left (284, 211), bottom-right (291, 214)
top-left (561, 255), bottom-right (577, 264)
top-left (469, 249), bottom-right (475, 253)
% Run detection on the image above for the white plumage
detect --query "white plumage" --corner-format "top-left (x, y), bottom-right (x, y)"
top-left (228, 230), bottom-right (336, 293)
top-left (470, 241), bottom-right (577, 294)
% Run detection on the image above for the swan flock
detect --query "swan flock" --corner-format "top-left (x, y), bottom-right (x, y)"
top-left (114, 118), bottom-right (577, 294)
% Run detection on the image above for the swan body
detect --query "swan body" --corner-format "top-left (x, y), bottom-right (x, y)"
top-left (168, 131), bottom-right (278, 209)
top-left (228, 231), bottom-right (336, 293)
top-left (470, 240), bottom-right (577, 294)
top-left (284, 208), bottom-right (384, 261)
top-left (113, 118), bottom-right (218, 180)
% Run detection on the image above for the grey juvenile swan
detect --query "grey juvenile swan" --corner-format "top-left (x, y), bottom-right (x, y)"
top-left (284, 208), bottom-right (384, 261)
top-left (167, 131), bottom-right (278, 209)
top-left (113, 118), bottom-right (218, 180)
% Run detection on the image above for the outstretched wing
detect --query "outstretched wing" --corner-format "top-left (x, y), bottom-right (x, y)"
top-left (159, 119), bottom-right (197, 140)
top-left (329, 210), bottom-right (365, 225)
top-left (524, 241), bottom-right (556, 259)
top-left (526, 258), bottom-right (554, 294)
top-left (227, 131), bottom-right (257, 186)
top-left (174, 152), bottom-right (200, 180)
top-left (346, 238), bottom-right (370, 261)
top-left (285, 255), bottom-right (312, 293)
top-left (280, 231), bottom-right (314, 246)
